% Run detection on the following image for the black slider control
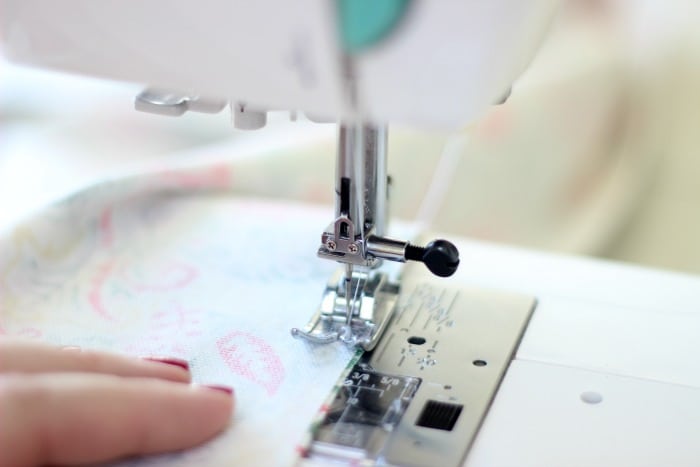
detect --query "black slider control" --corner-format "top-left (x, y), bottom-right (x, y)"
top-left (405, 239), bottom-right (460, 277)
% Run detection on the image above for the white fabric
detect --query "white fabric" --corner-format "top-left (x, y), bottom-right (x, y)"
top-left (0, 171), bottom-right (354, 466)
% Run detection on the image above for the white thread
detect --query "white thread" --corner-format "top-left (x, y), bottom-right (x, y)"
top-left (415, 133), bottom-right (468, 230)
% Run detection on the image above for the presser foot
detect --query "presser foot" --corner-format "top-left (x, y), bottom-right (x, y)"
top-left (291, 268), bottom-right (399, 351)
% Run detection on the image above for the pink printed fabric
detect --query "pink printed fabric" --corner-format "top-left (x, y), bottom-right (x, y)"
top-left (0, 170), bottom-right (354, 466)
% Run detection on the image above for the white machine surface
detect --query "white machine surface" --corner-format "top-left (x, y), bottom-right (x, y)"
top-left (3, 0), bottom-right (700, 465)
top-left (456, 239), bottom-right (700, 466)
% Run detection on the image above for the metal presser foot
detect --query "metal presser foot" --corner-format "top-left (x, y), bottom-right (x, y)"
top-left (291, 238), bottom-right (459, 350)
top-left (291, 123), bottom-right (459, 350)
top-left (291, 267), bottom-right (398, 350)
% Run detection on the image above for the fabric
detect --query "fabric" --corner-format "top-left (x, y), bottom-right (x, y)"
top-left (0, 167), bottom-right (355, 466)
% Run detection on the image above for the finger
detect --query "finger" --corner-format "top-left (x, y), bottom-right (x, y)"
top-left (0, 373), bottom-right (234, 466)
top-left (0, 339), bottom-right (190, 383)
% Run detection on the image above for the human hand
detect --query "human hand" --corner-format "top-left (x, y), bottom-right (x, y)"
top-left (0, 339), bottom-right (234, 466)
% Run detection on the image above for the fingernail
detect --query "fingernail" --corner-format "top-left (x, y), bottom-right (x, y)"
top-left (203, 385), bottom-right (234, 396)
top-left (143, 357), bottom-right (190, 372)
top-left (61, 345), bottom-right (82, 352)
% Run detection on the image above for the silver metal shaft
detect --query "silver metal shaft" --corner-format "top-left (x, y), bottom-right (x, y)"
top-left (335, 124), bottom-right (388, 244)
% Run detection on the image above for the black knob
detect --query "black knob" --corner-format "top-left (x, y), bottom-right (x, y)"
top-left (405, 239), bottom-right (460, 277)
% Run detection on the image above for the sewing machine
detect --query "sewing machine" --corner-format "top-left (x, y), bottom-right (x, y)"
top-left (5, 1), bottom-right (700, 466)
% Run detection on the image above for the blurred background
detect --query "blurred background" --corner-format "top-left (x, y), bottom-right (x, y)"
top-left (2, 0), bottom-right (700, 274)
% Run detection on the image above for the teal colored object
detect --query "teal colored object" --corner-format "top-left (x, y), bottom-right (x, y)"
top-left (337, 0), bottom-right (412, 53)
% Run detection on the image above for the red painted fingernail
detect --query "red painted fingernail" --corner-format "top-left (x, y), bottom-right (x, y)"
top-left (143, 357), bottom-right (190, 372)
top-left (204, 385), bottom-right (234, 396)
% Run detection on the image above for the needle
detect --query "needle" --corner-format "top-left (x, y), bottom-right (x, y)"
top-left (345, 262), bottom-right (353, 327)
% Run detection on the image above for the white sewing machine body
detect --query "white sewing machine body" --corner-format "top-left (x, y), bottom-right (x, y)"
top-left (3, 1), bottom-right (700, 465)
top-left (1, 0), bottom-right (556, 127)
